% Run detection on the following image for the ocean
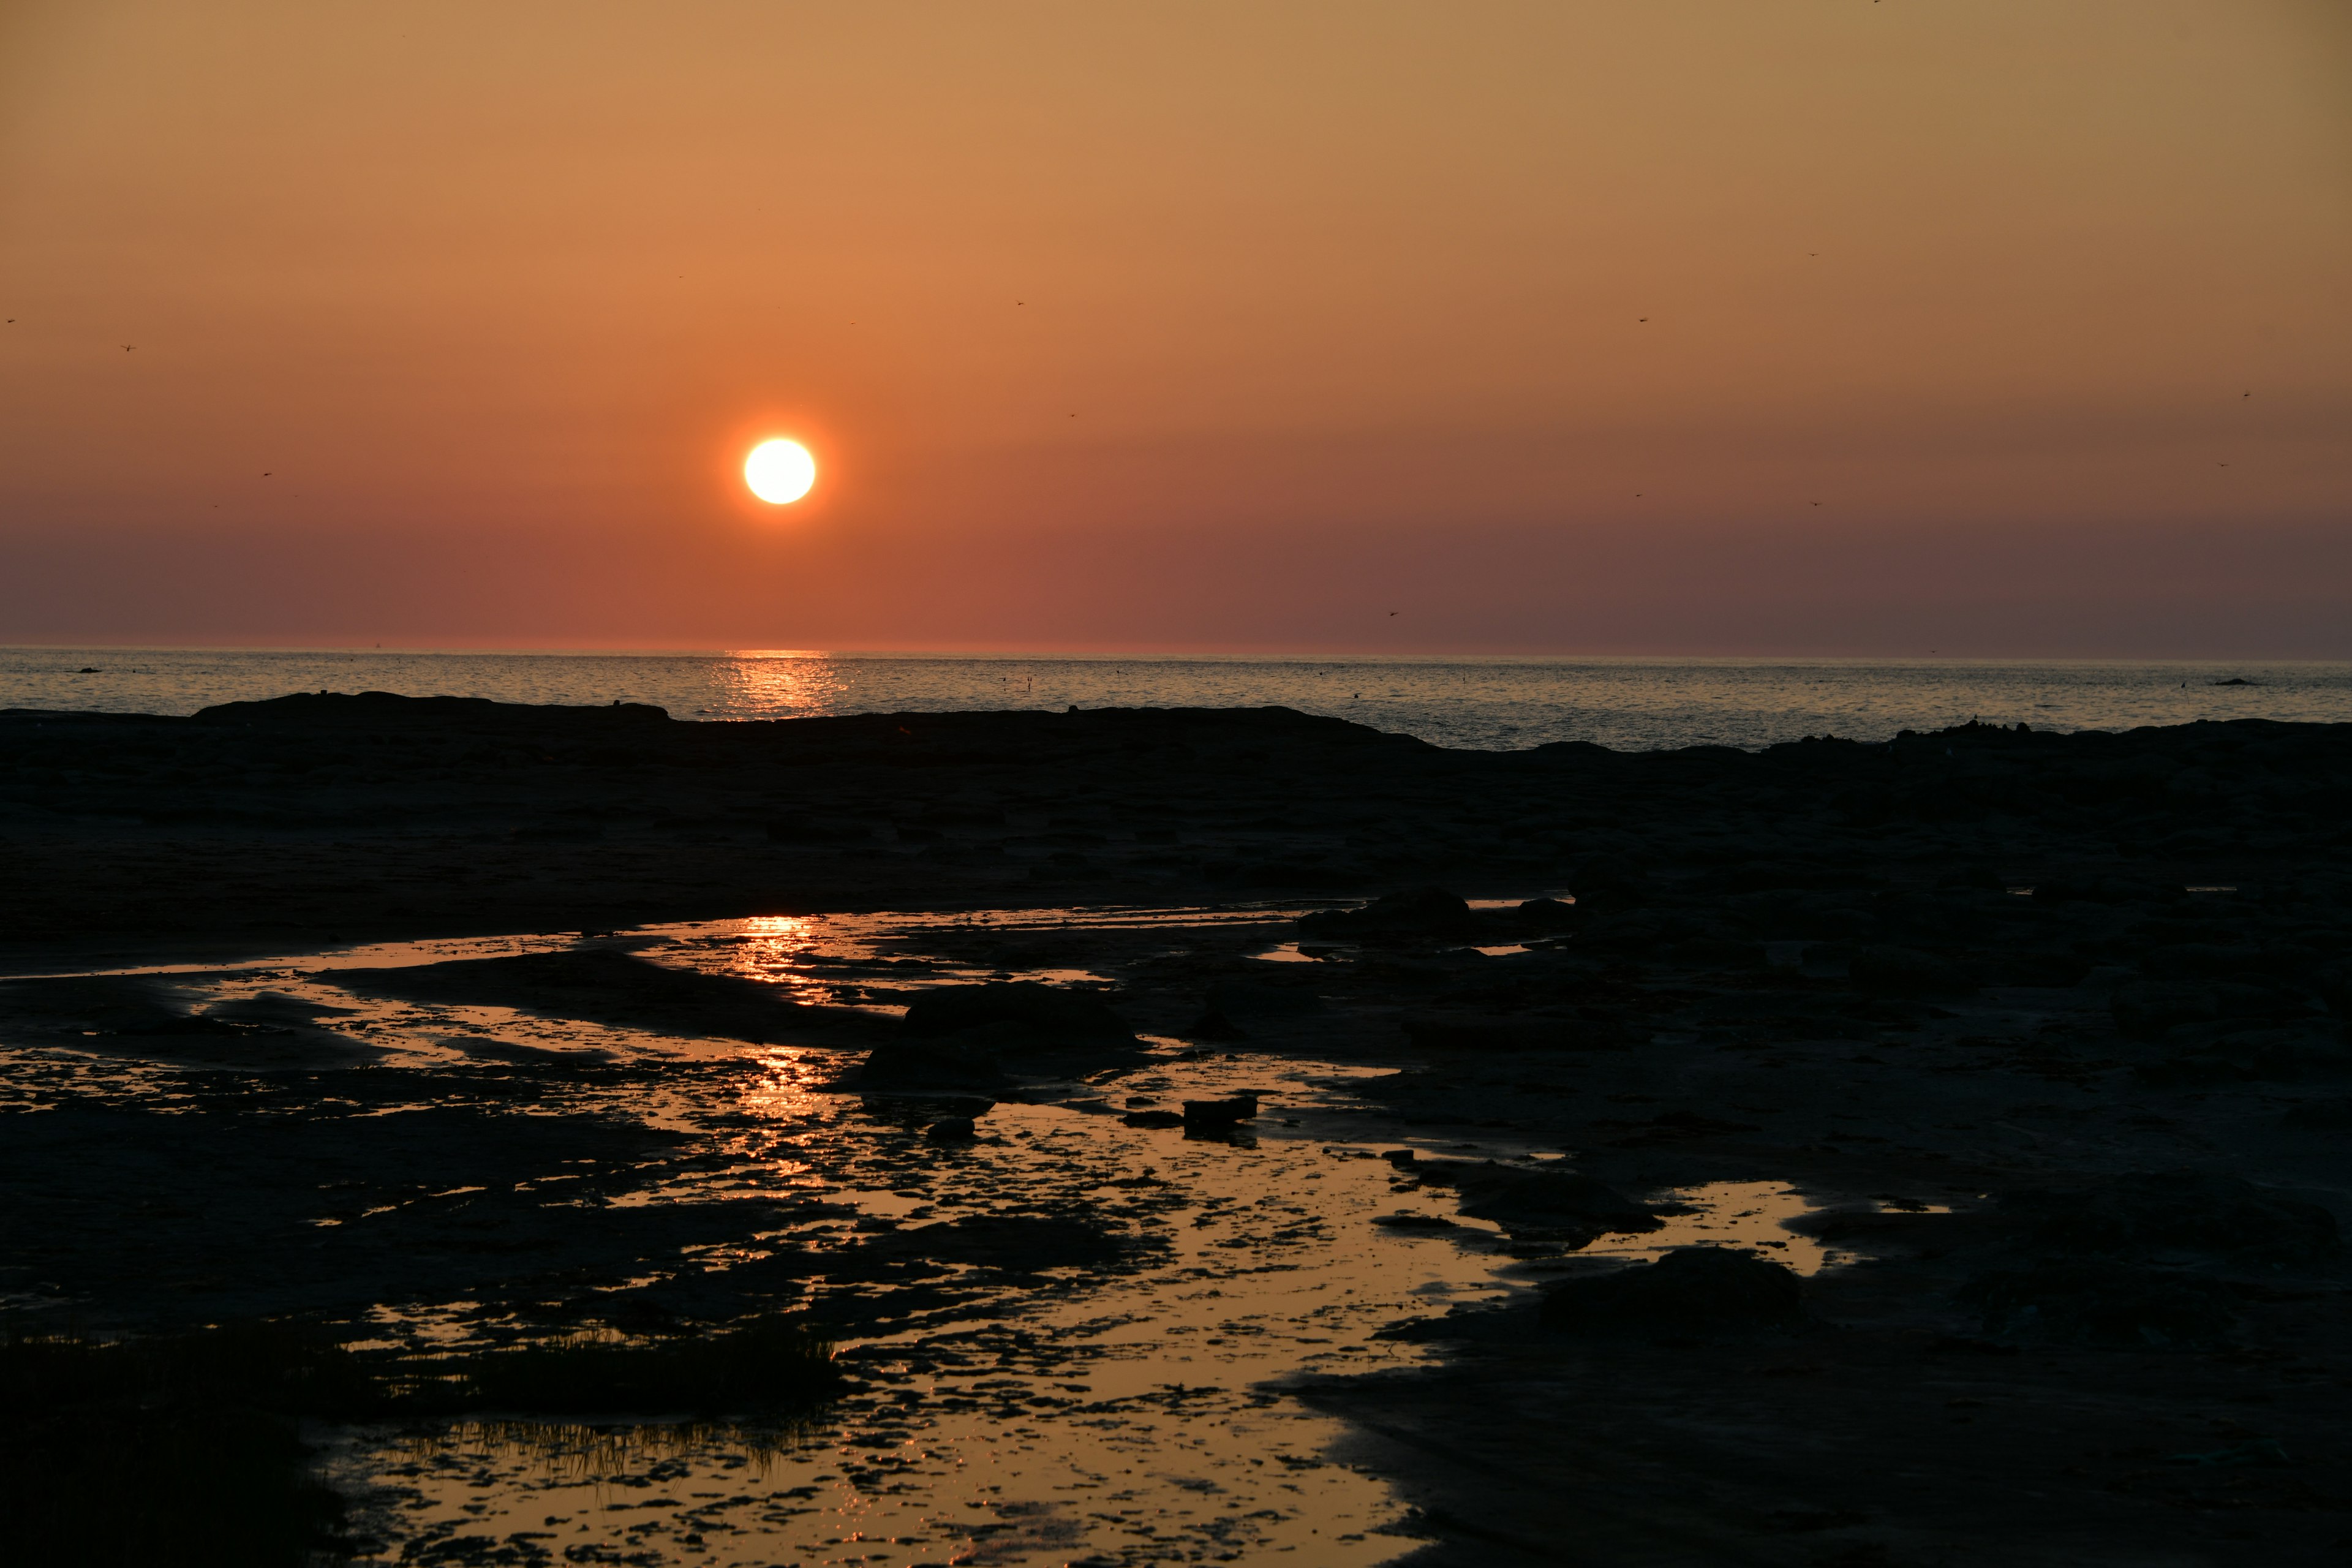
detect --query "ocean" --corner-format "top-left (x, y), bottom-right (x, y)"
top-left (2, 647), bottom-right (2346, 752)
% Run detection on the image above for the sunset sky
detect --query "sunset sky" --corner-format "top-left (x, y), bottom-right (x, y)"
top-left (3, 1), bottom-right (2348, 655)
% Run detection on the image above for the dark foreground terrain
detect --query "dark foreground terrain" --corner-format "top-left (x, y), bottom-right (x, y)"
top-left (3, 694), bottom-right (2350, 1566)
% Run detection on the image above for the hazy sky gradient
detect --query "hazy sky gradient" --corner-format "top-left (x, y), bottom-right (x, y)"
top-left (4, 1), bottom-right (2348, 654)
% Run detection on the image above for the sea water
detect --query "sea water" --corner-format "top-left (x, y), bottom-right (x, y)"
top-left (2, 647), bottom-right (2346, 752)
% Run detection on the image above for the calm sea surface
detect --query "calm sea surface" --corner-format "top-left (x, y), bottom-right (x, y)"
top-left (2, 649), bottom-right (2346, 752)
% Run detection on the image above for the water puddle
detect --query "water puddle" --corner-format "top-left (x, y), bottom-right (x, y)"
top-left (1579, 1181), bottom-right (1834, 1274)
top-left (324, 1088), bottom-right (1478, 1565)
top-left (1, 897), bottom-right (1860, 1564)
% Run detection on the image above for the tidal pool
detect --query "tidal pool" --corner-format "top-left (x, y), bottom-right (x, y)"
top-left (1, 902), bottom-right (1842, 1566)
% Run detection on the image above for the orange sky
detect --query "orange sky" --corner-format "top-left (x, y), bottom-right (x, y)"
top-left (3, 1), bottom-right (2348, 654)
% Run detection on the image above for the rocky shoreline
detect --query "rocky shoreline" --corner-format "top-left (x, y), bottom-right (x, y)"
top-left (2, 695), bottom-right (2348, 1565)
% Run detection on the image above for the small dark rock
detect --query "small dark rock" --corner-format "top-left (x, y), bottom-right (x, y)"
top-left (1542, 1247), bottom-right (1806, 1331)
top-left (1512, 897), bottom-right (1580, 931)
top-left (1297, 888), bottom-right (1480, 943)
top-left (1121, 1109), bottom-right (1186, 1129)
top-left (1185, 1009), bottom-right (1249, 1041)
top-left (923, 1117), bottom-right (978, 1144)
top-left (1182, 1095), bottom-right (1259, 1131)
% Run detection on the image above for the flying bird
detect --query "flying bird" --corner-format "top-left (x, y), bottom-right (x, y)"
top-left (122, 344), bottom-right (134, 352)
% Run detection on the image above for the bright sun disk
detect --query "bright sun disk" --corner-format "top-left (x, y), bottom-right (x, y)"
top-left (745, 439), bottom-right (816, 504)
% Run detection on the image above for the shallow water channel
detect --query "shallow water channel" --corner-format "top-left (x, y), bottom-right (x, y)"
top-left (4, 904), bottom-right (1844, 1566)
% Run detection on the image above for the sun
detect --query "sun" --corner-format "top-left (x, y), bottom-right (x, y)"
top-left (744, 439), bottom-right (816, 504)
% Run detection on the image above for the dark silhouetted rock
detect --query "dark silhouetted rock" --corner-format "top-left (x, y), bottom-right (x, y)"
top-left (1667, 935), bottom-right (1767, 970)
top-left (2146, 1023), bottom-right (2352, 1085)
top-left (855, 1035), bottom-right (1010, 1090)
top-left (1297, 888), bottom-right (1480, 943)
top-left (1606, 1110), bottom-right (1763, 1148)
top-left (923, 1117), bottom-right (978, 1143)
top-left (1989, 951), bottom-right (2092, 987)
top-left (2034, 877), bottom-right (2179, 908)
top-left (1541, 1247), bottom-right (1806, 1331)
top-left (1415, 1162), bottom-right (1660, 1234)
top-left (901, 982), bottom-right (1132, 1044)
top-left (1851, 946), bottom-right (1975, 997)
top-left (1182, 1095), bottom-right (1259, 1131)
top-left (1206, 979), bottom-right (1321, 1017)
top-left (1512, 897), bottom-right (1579, 931)
top-left (2004, 1170), bottom-right (2339, 1265)
top-left (600, 1291), bottom-right (683, 1335)
top-left (1183, 1008), bottom-right (1248, 1041)
top-left (2111, 981), bottom-right (2218, 1041)
top-left (1121, 1109), bottom-right (1186, 1129)
top-left (1567, 856), bottom-right (1649, 914)
top-left (1962, 1262), bottom-right (2235, 1349)
top-left (1401, 1014), bottom-right (1632, 1052)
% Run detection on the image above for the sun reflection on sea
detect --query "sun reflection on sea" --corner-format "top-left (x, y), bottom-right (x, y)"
top-left (710, 650), bottom-right (847, 720)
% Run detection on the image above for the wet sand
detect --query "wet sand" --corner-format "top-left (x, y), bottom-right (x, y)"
top-left (2, 694), bottom-right (2348, 1565)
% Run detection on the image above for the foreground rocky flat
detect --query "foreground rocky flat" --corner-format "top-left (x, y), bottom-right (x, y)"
top-left (2, 695), bottom-right (2348, 1566)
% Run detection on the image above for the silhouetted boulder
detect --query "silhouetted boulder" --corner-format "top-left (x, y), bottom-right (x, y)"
top-left (1567, 856), bottom-right (1649, 914)
top-left (901, 982), bottom-right (1131, 1044)
top-left (1509, 897), bottom-right (1580, 932)
top-left (1542, 1247), bottom-right (1805, 1331)
top-left (1182, 1095), bottom-right (1259, 1131)
top-left (1183, 1009), bottom-right (1248, 1041)
top-left (1297, 888), bottom-right (1482, 943)
top-left (1415, 1162), bottom-right (1659, 1233)
top-left (855, 1035), bottom-right (1009, 1090)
